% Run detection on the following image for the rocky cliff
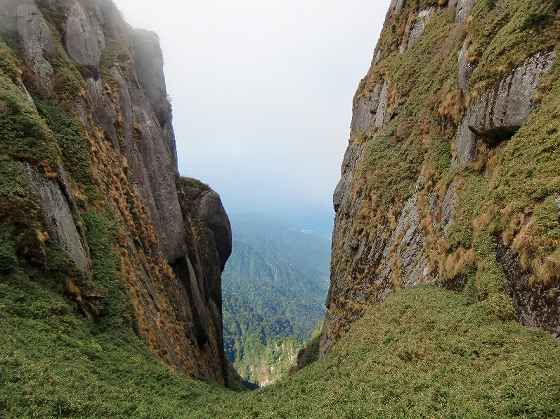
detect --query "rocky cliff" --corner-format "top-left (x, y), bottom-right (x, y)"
top-left (323, 0), bottom-right (560, 354)
top-left (0, 0), bottom-right (231, 383)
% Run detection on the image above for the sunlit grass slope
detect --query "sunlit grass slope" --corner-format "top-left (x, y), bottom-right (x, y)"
top-left (2, 275), bottom-right (559, 418)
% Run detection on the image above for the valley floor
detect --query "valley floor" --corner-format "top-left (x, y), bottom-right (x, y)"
top-left (2, 274), bottom-right (559, 418)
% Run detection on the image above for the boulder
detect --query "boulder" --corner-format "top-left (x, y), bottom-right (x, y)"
top-left (177, 177), bottom-right (232, 270)
top-left (455, 51), bottom-right (555, 164)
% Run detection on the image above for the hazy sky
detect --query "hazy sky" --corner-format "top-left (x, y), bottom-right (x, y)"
top-left (113, 0), bottom-right (390, 219)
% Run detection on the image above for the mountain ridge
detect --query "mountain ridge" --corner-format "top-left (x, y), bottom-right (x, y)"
top-left (2, 0), bottom-right (560, 416)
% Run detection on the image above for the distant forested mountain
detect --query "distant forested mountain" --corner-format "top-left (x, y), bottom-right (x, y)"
top-left (222, 213), bottom-right (331, 385)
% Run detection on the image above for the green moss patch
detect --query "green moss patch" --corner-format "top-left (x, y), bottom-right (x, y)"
top-left (469, 0), bottom-right (560, 94)
top-left (0, 75), bottom-right (60, 167)
top-left (37, 101), bottom-right (95, 199)
top-left (0, 39), bottom-right (22, 83)
top-left (83, 210), bottom-right (130, 326)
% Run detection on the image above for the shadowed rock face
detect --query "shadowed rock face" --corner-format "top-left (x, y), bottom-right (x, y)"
top-left (497, 243), bottom-right (560, 338)
top-left (323, 1), bottom-right (560, 355)
top-left (176, 177), bottom-right (233, 383)
top-left (1, 0), bottom-right (231, 384)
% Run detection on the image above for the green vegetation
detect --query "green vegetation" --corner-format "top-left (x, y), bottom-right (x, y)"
top-left (0, 40), bottom-right (22, 83)
top-left (290, 322), bottom-right (323, 374)
top-left (49, 49), bottom-right (86, 102)
top-left (1, 0), bottom-right (559, 417)
top-left (222, 214), bottom-right (330, 385)
top-left (233, 335), bottom-right (300, 386)
top-left (469, 0), bottom-right (560, 94)
top-left (37, 101), bottom-right (96, 200)
top-left (2, 286), bottom-right (560, 418)
top-left (0, 228), bottom-right (17, 274)
top-left (82, 210), bottom-right (130, 325)
top-left (0, 74), bottom-right (60, 167)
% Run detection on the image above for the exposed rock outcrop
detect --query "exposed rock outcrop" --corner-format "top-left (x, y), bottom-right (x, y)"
top-left (0, 0), bottom-right (231, 384)
top-left (323, 1), bottom-right (560, 354)
top-left (65, 1), bottom-right (105, 68)
top-left (399, 7), bottom-right (435, 53)
top-left (25, 165), bottom-right (91, 274)
top-left (16, 2), bottom-right (55, 93)
top-left (455, 51), bottom-right (555, 165)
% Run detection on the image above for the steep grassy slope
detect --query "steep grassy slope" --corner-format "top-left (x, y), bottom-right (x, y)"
top-left (3, 280), bottom-right (559, 418)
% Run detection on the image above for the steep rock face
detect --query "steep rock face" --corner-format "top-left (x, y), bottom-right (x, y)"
top-left (175, 177), bottom-right (232, 381)
top-left (0, 0), bottom-right (231, 383)
top-left (323, 0), bottom-right (560, 353)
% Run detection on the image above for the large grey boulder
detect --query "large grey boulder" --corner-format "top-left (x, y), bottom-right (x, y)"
top-left (176, 176), bottom-right (232, 383)
top-left (177, 177), bottom-right (232, 271)
top-left (65, 1), bottom-right (105, 68)
top-left (455, 51), bottom-right (555, 165)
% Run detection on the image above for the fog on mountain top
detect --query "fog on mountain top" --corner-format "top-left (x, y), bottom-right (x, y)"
top-left (113, 0), bottom-right (391, 215)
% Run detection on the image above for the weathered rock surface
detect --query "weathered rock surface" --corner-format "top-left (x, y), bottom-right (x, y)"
top-left (16, 2), bottom-right (55, 93)
top-left (176, 177), bottom-right (233, 383)
top-left (351, 80), bottom-right (388, 134)
top-left (1, 0), bottom-right (231, 384)
top-left (457, 38), bottom-right (473, 93)
top-left (497, 243), bottom-right (560, 338)
top-left (25, 165), bottom-right (91, 274)
top-left (399, 7), bottom-right (435, 53)
top-left (65, 1), bottom-right (105, 68)
top-left (323, 1), bottom-right (560, 355)
top-left (455, 51), bottom-right (555, 165)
